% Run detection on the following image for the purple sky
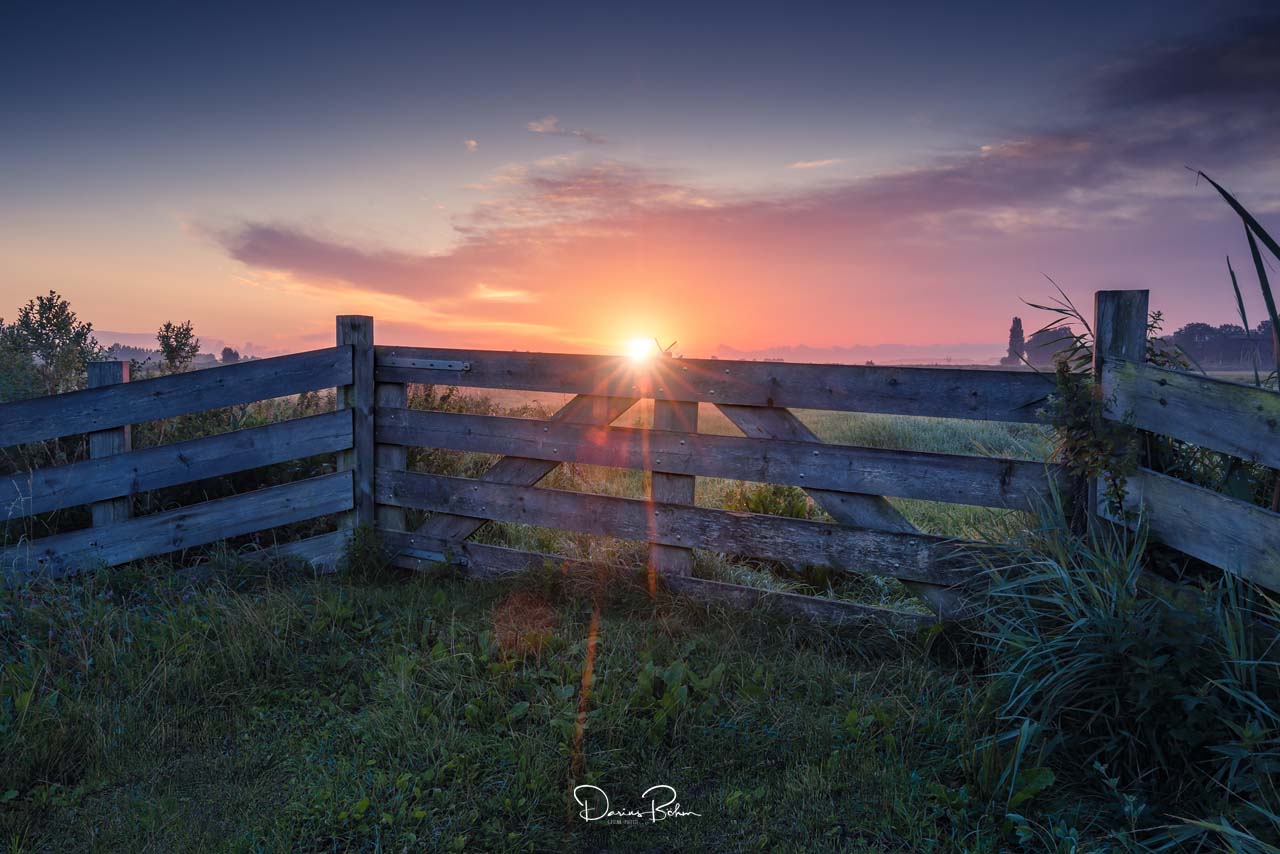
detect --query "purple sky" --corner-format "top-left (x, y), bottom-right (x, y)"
top-left (2, 1), bottom-right (1277, 360)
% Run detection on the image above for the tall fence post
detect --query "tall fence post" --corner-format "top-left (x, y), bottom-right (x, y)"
top-left (337, 316), bottom-right (375, 531)
top-left (1092, 289), bottom-right (1149, 523)
top-left (87, 361), bottom-right (131, 527)
top-left (648, 394), bottom-right (698, 585)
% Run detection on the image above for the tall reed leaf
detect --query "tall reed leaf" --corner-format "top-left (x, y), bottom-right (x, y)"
top-left (1199, 171), bottom-right (1280, 259)
top-left (1199, 170), bottom-right (1280, 383)
top-left (1227, 255), bottom-right (1263, 386)
top-left (1245, 226), bottom-right (1280, 382)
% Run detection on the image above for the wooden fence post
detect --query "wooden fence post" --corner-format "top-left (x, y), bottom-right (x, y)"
top-left (648, 396), bottom-right (698, 584)
top-left (87, 361), bottom-right (131, 527)
top-left (337, 316), bottom-right (375, 530)
top-left (1092, 289), bottom-right (1149, 523)
top-left (375, 379), bottom-right (407, 533)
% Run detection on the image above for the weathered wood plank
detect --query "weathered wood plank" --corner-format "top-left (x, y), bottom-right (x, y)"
top-left (250, 529), bottom-right (350, 574)
top-left (1103, 467), bottom-right (1280, 591)
top-left (1, 472), bottom-right (353, 581)
top-left (382, 530), bottom-right (551, 578)
top-left (394, 394), bottom-right (637, 563)
top-left (374, 408), bottom-right (1061, 510)
top-left (716, 404), bottom-right (916, 531)
top-left (718, 404), bottom-right (971, 619)
top-left (376, 470), bottom-right (981, 585)
top-left (3, 410), bottom-right (352, 520)
top-left (664, 575), bottom-right (936, 631)
top-left (0, 347), bottom-right (353, 448)
top-left (375, 381), bottom-right (408, 532)
top-left (1102, 360), bottom-right (1280, 469)
top-left (337, 317), bottom-right (375, 529)
top-left (374, 346), bottom-right (1051, 422)
top-left (650, 398), bottom-right (697, 578)
top-left (87, 361), bottom-right (132, 527)
top-left (379, 531), bottom-right (935, 629)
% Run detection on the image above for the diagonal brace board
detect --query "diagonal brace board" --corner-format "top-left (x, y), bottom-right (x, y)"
top-left (391, 393), bottom-right (637, 569)
top-left (716, 404), bottom-right (968, 619)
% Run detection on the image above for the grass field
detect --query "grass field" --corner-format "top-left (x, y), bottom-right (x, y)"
top-left (6, 389), bottom-right (1272, 852)
top-left (1, 559), bottom-right (1075, 852)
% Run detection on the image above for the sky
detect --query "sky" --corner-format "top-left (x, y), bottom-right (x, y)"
top-left (2, 1), bottom-right (1278, 361)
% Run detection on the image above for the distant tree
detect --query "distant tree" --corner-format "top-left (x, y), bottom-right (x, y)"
top-left (1001, 316), bottom-right (1026, 366)
top-left (1025, 326), bottom-right (1076, 366)
top-left (1259, 320), bottom-right (1277, 364)
top-left (0, 323), bottom-right (43, 403)
top-left (1253, 320), bottom-right (1277, 378)
top-left (0, 290), bottom-right (103, 399)
top-left (220, 346), bottom-right (241, 364)
top-left (1168, 320), bottom-right (1276, 368)
top-left (1172, 322), bottom-right (1217, 359)
top-left (106, 343), bottom-right (156, 362)
top-left (157, 320), bottom-right (200, 373)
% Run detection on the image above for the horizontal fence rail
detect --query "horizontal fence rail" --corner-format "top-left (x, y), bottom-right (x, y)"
top-left (1094, 290), bottom-right (1280, 593)
top-left (375, 346), bottom-right (1053, 422)
top-left (395, 395), bottom-right (641, 553)
top-left (371, 346), bottom-right (1052, 625)
top-left (3, 410), bottom-right (352, 519)
top-left (375, 469), bottom-right (982, 587)
top-left (376, 408), bottom-right (1064, 511)
top-left (1, 337), bottom-right (364, 582)
top-left (1103, 468), bottom-right (1280, 590)
top-left (1101, 359), bottom-right (1280, 469)
top-left (380, 529), bottom-right (935, 631)
top-left (0, 346), bottom-right (351, 447)
top-left (1, 471), bottom-right (352, 581)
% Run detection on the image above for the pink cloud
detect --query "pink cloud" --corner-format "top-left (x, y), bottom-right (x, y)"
top-left (204, 19), bottom-right (1280, 355)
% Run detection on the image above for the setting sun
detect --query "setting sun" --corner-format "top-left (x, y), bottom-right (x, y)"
top-left (625, 337), bottom-right (657, 362)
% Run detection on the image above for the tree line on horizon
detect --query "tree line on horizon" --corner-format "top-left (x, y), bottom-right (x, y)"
top-left (0, 290), bottom-right (247, 403)
top-left (1001, 314), bottom-right (1278, 370)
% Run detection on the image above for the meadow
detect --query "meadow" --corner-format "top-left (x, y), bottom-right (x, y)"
top-left (4, 387), bottom-right (1277, 852)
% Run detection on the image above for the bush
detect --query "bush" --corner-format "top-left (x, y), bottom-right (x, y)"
top-left (975, 496), bottom-right (1280, 847)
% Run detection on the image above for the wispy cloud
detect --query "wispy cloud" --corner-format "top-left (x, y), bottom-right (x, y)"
top-left (526, 115), bottom-right (608, 144)
top-left (472, 283), bottom-right (537, 302)
top-left (787, 158), bottom-right (845, 170)
top-left (465, 138), bottom-right (479, 152)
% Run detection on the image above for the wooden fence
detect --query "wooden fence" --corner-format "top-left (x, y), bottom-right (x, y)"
top-left (1093, 290), bottom-right (1280, 591)
top-left (2, 291), bottom-right (1277, 627)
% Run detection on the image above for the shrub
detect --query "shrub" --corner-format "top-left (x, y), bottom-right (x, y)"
top-left (975, 496), bottom-right (1280, 846)
top-left (156, 320), bottom-right (200, 373)
top-left (0, 290), bottom-right (103, 400)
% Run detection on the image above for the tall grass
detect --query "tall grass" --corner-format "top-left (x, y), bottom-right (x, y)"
top-left (974, 491), bottom-right (1280, 849)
